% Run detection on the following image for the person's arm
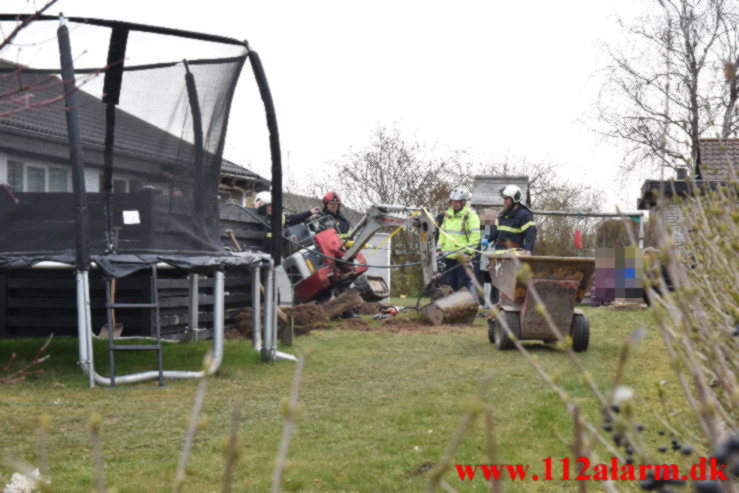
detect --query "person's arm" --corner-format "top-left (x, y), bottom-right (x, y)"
top-left (284, 210), bottom-right (312, 226)
top-left (339, 217), bottom-right (351, 236)
top-left (521, 211), bottom-right (537, 253)
top-left (437, 216), bottom-right (450, 254)
top-left (465, 212), bottom-right (481, 255)
top-left (489, 218), bottom-right (499, 246)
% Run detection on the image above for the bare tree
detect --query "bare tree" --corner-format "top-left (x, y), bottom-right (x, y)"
top-left (599, 0), bottom-right (739, 176)
top-left (328, 126), bottom-right (471, 214)
top-left (482, 158), bottom-right (602, 212)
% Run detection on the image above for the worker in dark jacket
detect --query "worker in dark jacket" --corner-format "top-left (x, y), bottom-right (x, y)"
top-left (255, 191), bottom-right (319, 250)
top-left (319, 190), bottom-right (360, 318)
top-left (489, 184), bottom-right (537, 253)
top-left (486, 184), bottom-right (536, 304)
top-left (320, 191), bottom-right (351, 237)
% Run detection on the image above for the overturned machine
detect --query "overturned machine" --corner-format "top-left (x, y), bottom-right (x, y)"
top-left (282, 205), bottom-right (440, 304)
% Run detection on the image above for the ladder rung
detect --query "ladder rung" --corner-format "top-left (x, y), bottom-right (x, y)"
top-left (108, 303), bottom-right (158, 309)
top-left (111, 344), bottom-right (161, 351)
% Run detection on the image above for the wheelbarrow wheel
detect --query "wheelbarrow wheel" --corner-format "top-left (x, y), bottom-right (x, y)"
top-left (495, 310), bottom-right (519, 351)
top-left (487, 319), bottom-right (496, 343)
top-left (571, 314), bottom-right (590, 352)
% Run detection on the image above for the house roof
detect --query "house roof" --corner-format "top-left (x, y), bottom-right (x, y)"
top-left (0, 60), bottom-right (265, 184)
top-left (699, 138), bottom-right (738, 180)
top-left (637, 179), bottom-right (731, 209)
top-left (220, 160), bottom-right (267, 184)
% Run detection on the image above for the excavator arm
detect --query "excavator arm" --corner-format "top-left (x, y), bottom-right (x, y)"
top-left (340, 204), bottom-right (439, 287)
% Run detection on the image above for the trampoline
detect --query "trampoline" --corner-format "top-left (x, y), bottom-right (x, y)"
top-left (0, 14), bottom-right (292, 386)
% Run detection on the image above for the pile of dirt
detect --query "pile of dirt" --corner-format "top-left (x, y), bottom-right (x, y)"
top-left (282, 304), bottom-right (328, 326)
top-left (335, 312), bottom-right (477, 335)
top-left (337, 318), bottom-right (372, 331)
top-left (292, 321), bottom-right (331, 336)
top-left (235, 308), bottom-right (255, 338)
top-left (378, 317), bottom-right (475, 334)
top-left (355, 301), bottom-right (383, 315)
top-left (232, 304), bottom-right (331, 340)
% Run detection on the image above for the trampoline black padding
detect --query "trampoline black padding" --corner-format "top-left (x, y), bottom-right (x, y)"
top-left (0, 15), bottom-right (276, 277)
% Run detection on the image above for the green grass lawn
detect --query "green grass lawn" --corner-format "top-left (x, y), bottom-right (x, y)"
top-left (0, 308), bottom-right (697, 492)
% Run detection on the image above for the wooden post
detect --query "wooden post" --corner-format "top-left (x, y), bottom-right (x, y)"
top-left (421, 288), bottom-right (478, 326)
top-left (321, 289), bottom-right (363, 319)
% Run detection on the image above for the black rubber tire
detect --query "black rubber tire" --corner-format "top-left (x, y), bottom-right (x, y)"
top-left (353, 274), bottom-right (385, 303)
top-left (571, 314), bottom-right (590, 352)
top-left (487, 319), bottom-right (496, 344)
top-left (495, 311), bottom-right (520, 351)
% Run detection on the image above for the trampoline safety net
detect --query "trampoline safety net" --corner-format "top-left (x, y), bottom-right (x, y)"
top-left (0, 16), bottom-right (265, 275)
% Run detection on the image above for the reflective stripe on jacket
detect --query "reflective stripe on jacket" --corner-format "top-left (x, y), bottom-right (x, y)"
top-left (437, 205), bottom-right (481, 257)
top-left (489, 204), bottom-right (537, 253)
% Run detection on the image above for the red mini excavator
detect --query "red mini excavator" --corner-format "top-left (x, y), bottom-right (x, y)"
top-left (282, 205), bottom-right (440, 304)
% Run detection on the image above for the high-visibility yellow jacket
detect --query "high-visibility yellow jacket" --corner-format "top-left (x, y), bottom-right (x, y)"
top-left (437, 205), bottom-right (481, 257)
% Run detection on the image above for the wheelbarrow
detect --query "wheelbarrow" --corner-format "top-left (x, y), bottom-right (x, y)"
top-left (485, 252), bottom-right (595, 352)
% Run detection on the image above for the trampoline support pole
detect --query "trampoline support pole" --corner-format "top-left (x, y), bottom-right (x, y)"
top-left (76, 270), bottom-right (94, 388)
top-left (261, 260), bottom-right (275, 362)
top-left (77, 268), bottom-right (227, 385)
top-left (251, 265), bottom-right (262, 350)
top-left (258, 260), bottom-right (296, 363)
top-left (183, 273), bottom-right (204, 342)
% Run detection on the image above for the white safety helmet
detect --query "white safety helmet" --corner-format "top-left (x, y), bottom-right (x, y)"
top-left (449, 187), bottom-right (471, 201)
top-left (499, 184), bottom-right (523, 203)
top-left (254, 191), bottom-right (272, 206)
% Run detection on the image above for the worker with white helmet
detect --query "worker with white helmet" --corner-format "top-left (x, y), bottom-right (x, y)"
top-left (436, 187), bottom-right (481, 293)
top-left (490, 184), bottom-right (537, 253)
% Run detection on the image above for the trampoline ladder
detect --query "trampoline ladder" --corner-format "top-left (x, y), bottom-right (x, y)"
top-left (105, 264), bottom-right (164, 387)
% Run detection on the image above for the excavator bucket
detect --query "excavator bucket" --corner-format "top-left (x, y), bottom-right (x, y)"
top-left (354, 274), bottom-right (391, 302)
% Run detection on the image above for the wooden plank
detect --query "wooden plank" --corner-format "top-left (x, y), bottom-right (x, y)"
top-left (322, 289), bottom-right (363, 319)
top-left (157, 293), bottom-right (245, 308)
top-left (159, 308), bottom-right (243, 328)
top-left (8, 315), bottom-right (79, 328)
top-left (8, 298), bottom-right (88, 308)
top-left (220, 207), bottom-right (264, 223)
top-left (220, 229), bottom-right (266, 240)
top-left (157, 276), bottom-right (252, 290)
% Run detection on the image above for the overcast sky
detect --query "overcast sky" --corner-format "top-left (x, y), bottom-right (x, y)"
top-left (4, 0), bottom-right (654, 210)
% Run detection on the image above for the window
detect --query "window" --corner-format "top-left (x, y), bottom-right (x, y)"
top-left (7, 160), bottom-right (23, 190)
top-left (48, 168), bottom-right (69, 192)
top-left (26, 166), bottom-right (46, 192)
top-left (99, 175), bottom-right (147, 193)
top-left (4, 159), bottom-right (70, 192)
top-left (113, 179), bottom-right (128, 193)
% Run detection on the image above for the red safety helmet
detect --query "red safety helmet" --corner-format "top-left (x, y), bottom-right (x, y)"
top-left (323, 191), bottom-right (342, 205)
